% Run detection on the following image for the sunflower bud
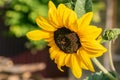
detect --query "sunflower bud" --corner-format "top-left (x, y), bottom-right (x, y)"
top-left (102, 28), bottom-right (120, 41)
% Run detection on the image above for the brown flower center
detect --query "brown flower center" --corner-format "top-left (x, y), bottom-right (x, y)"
top-left (54, 27), bottom-right (81, 53)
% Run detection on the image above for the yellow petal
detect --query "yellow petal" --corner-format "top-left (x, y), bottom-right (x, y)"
top-left (82, 40), bottom-right (107, 57)
top-left (48, 1), bottom-right (61, 28)
top-left (86, 26), bottom-right (102, 40)
top-left (26, 30), bottom-right (50, 40)
top-left (57, 4), bottom-right (77, 32)
top-left (76, 51), bottom-right (89, 70)
top-left (49, 1), bottom-right (56, 11)
top-left (67, 11), bottom-right (78, 32)
top-left (79, 26), bottom-right (102, 40)
top-left (49, 47), bottom-right (58, 60)
top-left (71, 54), bottom-right (82, 78)
top-left (57, 4), bottom-right (65, 26)
top-left (80, 61), bottom-right (89, 70)
top-left (90, 25), bottom-right (102, 35)
top-left (48, 39), bottom-right (60, 52)
top-left (62, 7), bottom-right (70, 27)
top-left (78, 48), bottom-right (95, 72)
top-left (56, 51), bottom-right (66, 72)
top-left (96, 36), bottom-right (102, 43)
top-left (54, 50), bottom-right (63, 63)
top-left (57, 52), bottom-right (66, 66)
top-left (64, 54), bottom-right (71, 67)
top-left (36, 16), bottom-right (56, 31)
top-left (62, 7), bottom-right (77, 31)
top-left (78, 12), bottom-right (93, 32)
top-left (44, 33), bottom-right (54, 42)
top-left (68, 11), bottom-right (77, 26)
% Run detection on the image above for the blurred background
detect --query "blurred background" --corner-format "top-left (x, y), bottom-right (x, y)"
top-left (0, 0), bottom-right (120, 80)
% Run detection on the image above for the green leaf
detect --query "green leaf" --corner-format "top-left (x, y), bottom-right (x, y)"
top-left (84, 71), bottom-right (114, 80)
top-left (85, 0), bottom-right (92, 12)
top-left (74, 0), bottom-right (92, 18)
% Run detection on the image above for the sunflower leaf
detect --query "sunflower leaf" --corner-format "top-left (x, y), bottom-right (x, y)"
top-left (74, 0), bottom-right (92, 18)
top-left (85, 0), bottom-right (93, 12)
top-left (83, 71), bottom-right (115, 80)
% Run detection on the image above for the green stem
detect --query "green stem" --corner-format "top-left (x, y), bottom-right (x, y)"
top-left (92, 58), bottom-right (117, 80)
top-left (108, 41), bottom-right (116, 72)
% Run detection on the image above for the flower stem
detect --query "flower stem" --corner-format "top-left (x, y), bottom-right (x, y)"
top-left (92, 58), bottom-right (117, 80)
top-left (108, 41), bottom-right (116, 72)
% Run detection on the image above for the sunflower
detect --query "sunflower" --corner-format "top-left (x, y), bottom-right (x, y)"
top-left (26, 1), bottom-right (107, 78)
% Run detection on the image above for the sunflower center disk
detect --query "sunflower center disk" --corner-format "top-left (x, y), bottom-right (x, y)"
top-left (54, 27), bottom-right (81, 53)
